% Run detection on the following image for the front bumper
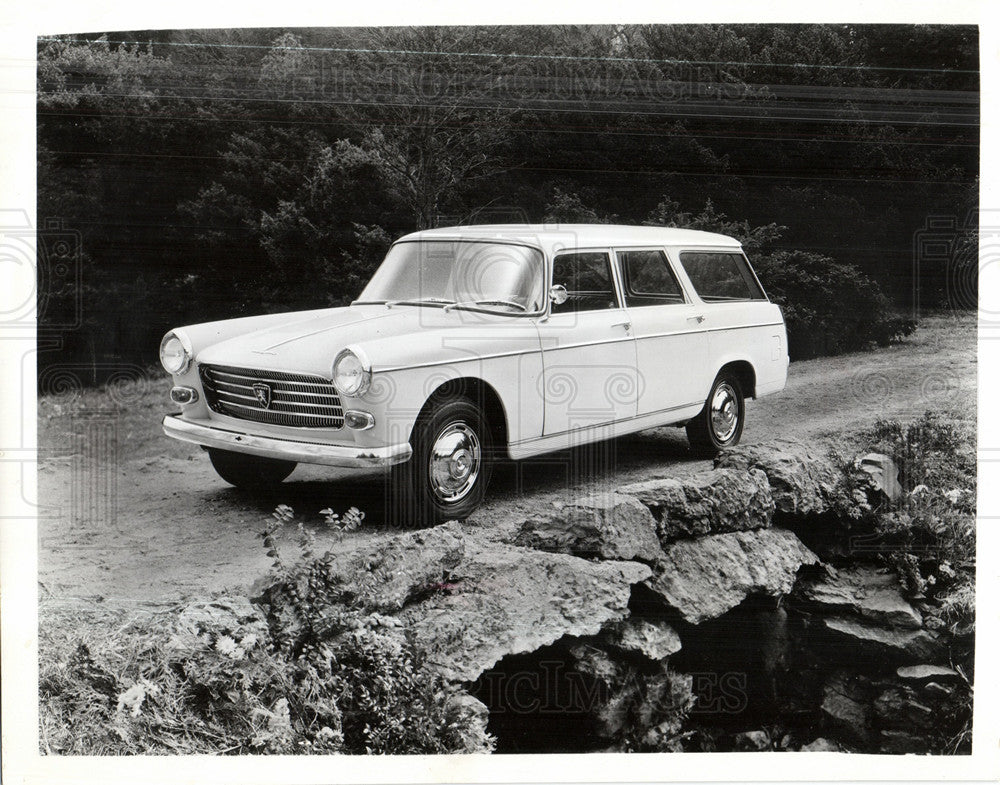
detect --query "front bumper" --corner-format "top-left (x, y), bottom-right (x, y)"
top-left (162, 414), bottom-right (412, 468)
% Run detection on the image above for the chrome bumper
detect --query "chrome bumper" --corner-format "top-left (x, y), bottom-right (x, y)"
top-left (162, 414), bottom-right (412, 468)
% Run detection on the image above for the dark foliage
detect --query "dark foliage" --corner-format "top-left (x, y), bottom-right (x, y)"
top-left (753, 251), bottom-right (917, 359)
top-left (36, 25), bottom-right (977, 382)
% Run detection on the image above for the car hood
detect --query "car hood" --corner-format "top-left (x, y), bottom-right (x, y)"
top-left (194, 304), bottom-right (538, 377)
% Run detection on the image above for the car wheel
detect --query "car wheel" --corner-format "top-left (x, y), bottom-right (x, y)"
top-left (391, 398), bottom-right (494, 525)
top-left (686, 371), bottom-right (745, 456)
top-left (208, 448), bottom-right (296, 489)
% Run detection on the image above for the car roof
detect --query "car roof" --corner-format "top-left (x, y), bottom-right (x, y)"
top-left (396, 224), bottom-right (742, 255)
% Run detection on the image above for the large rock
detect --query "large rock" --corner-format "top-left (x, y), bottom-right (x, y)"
top-left (397, 540), bottom-right (651, 682)
top-left (820, 616), bottom-right (943, 663)
top-left (602, 618), bottom-right (682, 661)
top-left (857, 453), bottom-right (904, 503)
top-left (797, 566), bottom-right (924, 629)
top-left (514, 492), bottom-right (660, 561)
top-left (619, 468), bottom-right (774, 542)
top-left (715, 439), bottom-right (840, 517)
top-left (319, 522), bottom-right (466, 613)
top-left (645, 529), bottom-right (818, 624)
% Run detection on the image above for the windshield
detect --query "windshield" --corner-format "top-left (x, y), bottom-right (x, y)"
top-left (356, 240), bottom-right (545, 313)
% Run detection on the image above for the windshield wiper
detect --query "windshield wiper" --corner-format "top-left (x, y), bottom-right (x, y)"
top-left (384, 297), bottom-right (455, 308)
top-left (443, 299), bottom-right (527, 313)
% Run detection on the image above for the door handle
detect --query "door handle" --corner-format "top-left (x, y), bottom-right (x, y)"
top-left (688, 314), bottom-right (706, 324)
top-left (612, 321), bottom-right (632, 331)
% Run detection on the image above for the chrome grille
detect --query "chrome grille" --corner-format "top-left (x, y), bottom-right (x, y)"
top-left (199, 364), bottom-right (344, 429)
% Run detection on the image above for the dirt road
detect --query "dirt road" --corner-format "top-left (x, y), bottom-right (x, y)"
top-left (37, 314), bottom-right (975, 603)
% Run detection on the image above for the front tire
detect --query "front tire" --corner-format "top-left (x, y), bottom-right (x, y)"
top-left (686, 371), bottom-right (745, 456)
top-left (208, 448), bottom-right (296, 490)
top-left (390, 398), bottom-right (494, 525)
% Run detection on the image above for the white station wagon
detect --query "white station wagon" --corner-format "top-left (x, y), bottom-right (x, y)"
top-left (161, 224), bottom-right (788, 521)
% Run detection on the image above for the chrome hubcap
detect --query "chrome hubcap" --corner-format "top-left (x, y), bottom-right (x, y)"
top-left (710, 382), bottom-right (740, 442)
top-left (429, 421), bottom-right (481, 503)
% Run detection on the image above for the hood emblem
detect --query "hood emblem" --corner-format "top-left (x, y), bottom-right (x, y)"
top-left (252, 382), bottom-right (273, 409)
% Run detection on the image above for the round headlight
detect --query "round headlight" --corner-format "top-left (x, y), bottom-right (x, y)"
top-left (333, 349), bottom-right (371, 397)
top-left (160, 331), bottom-right (191, 375)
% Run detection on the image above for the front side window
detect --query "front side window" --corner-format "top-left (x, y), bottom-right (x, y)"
top-left (678, 252), bottom-right (767, 302)
top-left (618, 249), bottom-right (684, 306)
top-left (551, 251), bottom-right (618, 313)
top-left (357, 240), bottom-right (545, 313)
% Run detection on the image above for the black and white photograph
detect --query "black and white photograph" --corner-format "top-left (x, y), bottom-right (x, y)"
top-left (1, 2), bottom-right (997, 783)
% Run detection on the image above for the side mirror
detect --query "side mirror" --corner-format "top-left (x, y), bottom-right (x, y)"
top-left (549, 284), bottom-right (569, 306)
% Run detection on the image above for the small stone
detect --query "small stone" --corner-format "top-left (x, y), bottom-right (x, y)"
top-left (878, 729), bottom-right (931, 754)
top-left (602, 618), bottom-right (682, 661)
top-left (873, 687), bottom-right (937, 732)
top-left (800, 737), bottom-right (840, 752)
top-left (896, 664), bottom-right (961, 682)
top-left (732, 729), bottom-right (770, 751)
top-left (923, 681), bottom-right (953, 698)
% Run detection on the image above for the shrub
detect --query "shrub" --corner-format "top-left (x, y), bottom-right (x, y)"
top-left (752, 251), bottom-right (916, 360)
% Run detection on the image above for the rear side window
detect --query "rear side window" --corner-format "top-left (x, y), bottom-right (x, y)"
top-left (679, 252), bottom-right (767, 301)
top-left (618, 249), bottom-right (684, 306)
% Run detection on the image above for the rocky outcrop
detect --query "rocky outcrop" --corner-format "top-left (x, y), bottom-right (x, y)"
top-left (246, 437), bottom-right (971, 755)
top-left (715, 438), bottom-right (840, 517)
top-left (514, 492), bottom-right (660, 561)
top-left (645, 528), bottom-right (818, 624)
top-left (619, 468), bottom-right (774, 542)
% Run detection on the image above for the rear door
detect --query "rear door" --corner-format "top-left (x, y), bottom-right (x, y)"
top-left (537, 249), bottom-right (638, 435)
top-left (614, 247), bottom-right (711, 415)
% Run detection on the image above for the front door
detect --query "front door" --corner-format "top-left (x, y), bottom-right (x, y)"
top-left (537, 249), bottom-right (638, 436)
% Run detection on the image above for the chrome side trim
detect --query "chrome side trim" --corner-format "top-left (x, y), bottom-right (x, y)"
top-left (515, 399), bottom-right (703, 445)
top-left (163, 415), bottom-right (411, 468)
top-left (373, 320), bottom-right (783, 374)
top-left (507, 400), bottom-right (707, 460)
top-left (376, 347), bottom-right (543, 375)
top-left (634, 321), bottom-right (785, 341)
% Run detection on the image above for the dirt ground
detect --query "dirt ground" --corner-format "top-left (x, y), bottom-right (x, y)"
top-left (37, 313), bottom-right (976, 604)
